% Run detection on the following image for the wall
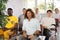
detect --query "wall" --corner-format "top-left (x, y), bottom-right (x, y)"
top-left (6, 0), bottom-right (27, 17)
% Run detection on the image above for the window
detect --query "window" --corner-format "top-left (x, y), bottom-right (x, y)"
top-left (54, 0), bottom-right (60, 10)
top-left (46, 0), bottom-right (53, 10)
top-left (26, 0), bottom-right (35, 11)
top-left (37, 0), bottom-right (45, 13)
top-left (26, 0), bottom-right (60, 13)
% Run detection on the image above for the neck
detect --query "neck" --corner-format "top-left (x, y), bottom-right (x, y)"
top-left (28, 18), bottom-right (31, 21)
top-left (9, 15), bottom-right (12, 16)
top-left (36, 12), bottom-right (38, 14)
top-left (48, 16), bottom-right (51, 18)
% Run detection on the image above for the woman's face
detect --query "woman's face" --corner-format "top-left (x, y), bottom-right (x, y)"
top-left (27, 11), bottom-right (32, 19)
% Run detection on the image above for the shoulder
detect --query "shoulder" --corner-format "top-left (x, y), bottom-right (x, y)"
top-left (12, 16), bottom-right (17, 17)
top-left (42, 17), bottom-right (47, 19)
top-left (12, 16), bottom-right (18, 18)
top-left (51, 17), bottom-right (55, 20)
top-left (19, 14), bottom-right (23, 17)
top-left (23, 19), bottom-right (27, 22)
top-left (33, 18), bottom-right (38, 20)
top-left (33, 18), bottom-right (39, 22)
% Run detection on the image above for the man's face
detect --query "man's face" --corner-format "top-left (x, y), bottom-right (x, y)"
top-left (47, 12), bottom-right (52, 17)
top-left (23, 9), bottom-right (26, 14)
top-left (55, 9), bottom-right (59, 14)
top-left (35, 8), bottom-right (38, 14)
top-left (7, 10), bottom-right (13, 16)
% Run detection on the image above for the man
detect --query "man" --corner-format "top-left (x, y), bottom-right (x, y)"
top-left (41, 10), bottom-right (55, 40)
top-left (4, 8), bottom-right (18, 40)
top-left (18, 8), bottom-right (26, 32)
top-left (52, 8), bottom-right (60, 40)
top-left (35, 8), bottom-right (42, 23)
top-left (52, 8), bottom-right (60, 19)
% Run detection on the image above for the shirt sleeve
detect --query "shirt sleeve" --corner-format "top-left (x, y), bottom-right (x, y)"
top-left (18, 16), bottom-right (20, 22)
top-left (36, 20), bottom-right (41, 31)
top-left (52, 19), bottom-right (55, 24)
top-left (40, 18), bottom-right (44, 25)
top-left (38, 14), bottom-right (42, 23)
top-left (22, 20), bottom-right (26, 31)
top-left (49, 18), bottom-right (56, 28)
top-left (14, 16), bottom-right (18, 23)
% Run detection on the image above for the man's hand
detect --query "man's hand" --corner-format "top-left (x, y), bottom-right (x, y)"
top-left (28, 35), bottom-right (34, 39)
top-left (5, 30), bottom-right (13, 35)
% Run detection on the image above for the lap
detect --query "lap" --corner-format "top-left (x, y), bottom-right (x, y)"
top-left (18, 35), bottom-right (38, 40)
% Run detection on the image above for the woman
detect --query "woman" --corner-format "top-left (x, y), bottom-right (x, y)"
top-left (20, 9), bottom-right (41, 40)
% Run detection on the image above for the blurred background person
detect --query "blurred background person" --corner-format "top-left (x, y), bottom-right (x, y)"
top-left (52, 8), bottom-right (60, 26)
top-left (52, 8), bottom-right (60, 40)
top-left (53, 8), bottom-right (60, 40)
top-left (35, 8), bottom-right (42, 23)
top-left (52, 8), bottom-right (60, 19)
top-left (18, 8), bottom-right (26, 33)
top-left (52, 8), bottom-right (60, 27)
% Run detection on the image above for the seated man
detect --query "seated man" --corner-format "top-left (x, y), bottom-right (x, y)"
top-left (20, 9), bottom-right (41, 40)
top-left (4, 8), bottom-right (18, 40)
top-left (41, 10), bottom-right (55, 40)
top-left (52, 8), bottom-right (60, 27)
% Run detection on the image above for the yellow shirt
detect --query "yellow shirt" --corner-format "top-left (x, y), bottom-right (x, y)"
top-left (5, 16), bottom-right (18, 29)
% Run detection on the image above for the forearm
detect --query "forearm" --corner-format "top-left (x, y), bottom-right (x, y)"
top-left (23, 31), bottom-right (26, 33)
top-left (14, 23), bottom-right (18, 27)
top-left (41, 25), bottom-right (48, 29)
top-left (22, 30), bottom-right (27, 35)
top-left (22, 30), bottom-right (27, 38)
top-left (33, 30), bottom-right (40, 35)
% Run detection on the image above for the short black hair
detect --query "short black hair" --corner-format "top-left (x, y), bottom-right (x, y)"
top-left (47, 10), bottom-right (52, 13)
top-left (25, 9), bottom-right (35, 19)
top-left (8, 8), bottom-right (13, 10)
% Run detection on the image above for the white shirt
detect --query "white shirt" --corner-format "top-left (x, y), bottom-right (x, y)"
top-left (52, 13), bottom-right (60, 19)
top-left (22, 18), bottom-right (41, 35)
top-left (41, 17), bottom-right (55, 29)
top-left (35, 13), bottom-right (42, 23)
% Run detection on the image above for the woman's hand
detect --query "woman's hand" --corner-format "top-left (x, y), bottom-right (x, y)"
top-left (28, 35), bottom-right (34, 39)
top-left (23, 32), bottom-right (27, 38)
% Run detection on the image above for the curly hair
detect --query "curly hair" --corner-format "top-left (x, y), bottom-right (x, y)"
top-left (25, 9), bottom-right (35, 19)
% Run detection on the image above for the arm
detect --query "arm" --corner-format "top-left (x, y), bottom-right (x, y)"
top-left (11, 16), bottom-right (18, 31)
top-left (40, 18), bottom-right (48, 29)
top-left (33, 20), bottom-right (41, 35)
top-left (18, 16), bottom-right (21, 23)
top-left (22, 20), bottom-right (27, 38)
top-left (22, 30), bottom-right (27, 38)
